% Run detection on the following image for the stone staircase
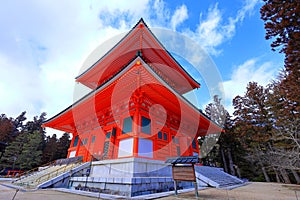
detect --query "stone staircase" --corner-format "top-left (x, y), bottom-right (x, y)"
top-left (195, 166), bottom-right (246, 189)
top-left (12, 157), bottom-right (89, 189)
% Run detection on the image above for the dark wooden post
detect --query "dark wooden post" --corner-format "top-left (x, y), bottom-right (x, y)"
top-left (173, 179), bottom-right (178, 196)
top-left (167, 156), bottom-right (199, 198)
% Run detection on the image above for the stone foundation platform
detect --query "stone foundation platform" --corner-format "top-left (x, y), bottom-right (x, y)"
top-left (69, 157), bottom-right (193, 197)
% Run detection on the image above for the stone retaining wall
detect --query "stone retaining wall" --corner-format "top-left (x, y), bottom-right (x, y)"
top-left (69, 158), bottom-right (193, 197)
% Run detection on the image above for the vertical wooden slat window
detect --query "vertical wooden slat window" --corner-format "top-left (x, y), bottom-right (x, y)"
top-left (141, 116), bottom-right (151, 134)
top-left (73, 136), bottom-right (79, 147)
top-left (112, 127), bottom-right (116, 136)
top-left (158, 131), bottom-right (162, 139)
top-left (192, 139), bottom-right (197, 149)
top-left (163, 133), bottom-right (168, 141)
top-left (122, 116), bottom-right (133, 134)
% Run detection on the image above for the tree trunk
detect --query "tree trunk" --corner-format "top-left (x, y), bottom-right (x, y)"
top-left (234, 165), bottom-right (241, 178)
top-left (227, 147), bottom-right (235, 176)
top-left (280, 168), bottom-right (291, 184)
top-left (291, 169), bottom-right (300, 184)
top-left (261, 166), bottom-right (271, 182)
top-left (273, 167), bottom-right (281, 183)
top-left (220, 146), bottom-right (228, 173)
top-left (0, 152), bottom-right (4, 160)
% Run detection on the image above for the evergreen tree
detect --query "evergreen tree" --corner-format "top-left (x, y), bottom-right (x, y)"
top-left (0, 132), bottom-right (27, 169)
top-left (265, 82), bottom-right (299, 183)
top-left (12, 112), bottom-right (26, 134)
top-left (0, 112), bottom-right (47, 170)
top-left (260, 0), bottom-right (299, 183)
top-left (24, 112), bottom-right (47, 150)
top-left (231, 81), bottom-right (298, 183)
top-left (260, 0), bottom-right (300, 112)
top-left (205, 95), bottom-right (241, 176)
top-left (233, 82), bottom-right (273, 182)
top-left (18, 131), bottom-right (43, 170)
top-left (42, 134), bottom-right (58, 164)
top-left (25, 113), bottom-right (46, 133)
top-left (205, 95), bottom-right (227, 126)
top-left (0, 114), bottom-right (14, 143)
top-left (0, 112), bottom-right (27, 145)
top-left (55, 133), bottom-right (71, 160)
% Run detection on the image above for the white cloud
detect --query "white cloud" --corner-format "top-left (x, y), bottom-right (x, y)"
top-left (236, 0), bottom-right (260, 22)
top-left (171, 5), bottom-right (188, 31)
top-left (152, 0), bottom-right (170, 25)
top-left (182, 1), bottom-right (259, 55)
top-left (222, 58), bottom-right (279, 114)
top-left (225, 0), bottom-right (260, 41)
top-left (181, 3), bottom-right (229, 54)
top-left (0, 52), bottom-right (46, 120)
top-left (0, 1), bottom-right (151, 131)
top-left (0, 0), bottom-right (263, 136)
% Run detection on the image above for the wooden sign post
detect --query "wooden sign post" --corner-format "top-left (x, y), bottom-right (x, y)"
top-left (166, 156), bottom-right (199, 198)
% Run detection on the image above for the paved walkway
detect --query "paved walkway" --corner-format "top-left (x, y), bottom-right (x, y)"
top-left (1, 181), bottom-right (299, 200)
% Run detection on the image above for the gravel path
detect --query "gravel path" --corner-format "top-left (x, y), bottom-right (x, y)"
top-left (1, 182), bottom-right (299, 200)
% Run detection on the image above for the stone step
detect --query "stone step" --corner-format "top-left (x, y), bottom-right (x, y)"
top-left (195, 166), bottom-right (245, 189)
top-left (13, 163), bottom-right (83, 188)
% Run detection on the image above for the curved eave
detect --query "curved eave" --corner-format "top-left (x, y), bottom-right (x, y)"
top-left (75, 18), bottom-right (200, 93)
top-left (43, 56), bottom-right (222, 134)
top-left (139, 58), bottom-right (222, 134)
top-left (143, 21), bottom-right (200, 90)
top-left (43, 56), bottom-right (143, 131)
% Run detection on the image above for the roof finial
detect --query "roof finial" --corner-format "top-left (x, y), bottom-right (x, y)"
top-left (136, 50), bottom-right (142, 57)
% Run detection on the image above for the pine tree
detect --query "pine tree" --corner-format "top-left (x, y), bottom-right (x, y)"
top-left (0, 112), bottom-right (28, 145)
top-left (260, 0), bottom-right (300, 112)
top-left (204, 95), bottom-right (241, 176)
top-left (55, 133), bottom-right (71, 160)
top-left (260, 0), bottom-right (300, 71)
top-left (0, 114), bottom-right (14, 143)
top-left (265, 82), bottom-right (299, 183)
top-left (42, 134), bottom-right (58, 164)
top-left (12, 112), bottom-right (27, 133)
top-left (260, 0), bottom-right (300, 183)
top-left (205, 95), bottom-right (228, 126)
top-left (18, 131), bottom-right (42, 170)
top-left (233, 82), bottom-right (273, 182)
top-left (24, 112), bottom-right (47, 151)
top-left (0, 112), bottom-right (47, 170)
top-left (0, 132), bottom-right (27, 169)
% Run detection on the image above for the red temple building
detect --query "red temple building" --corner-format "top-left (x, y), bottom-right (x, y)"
top-left (43, 18), bottom-right (222, 163)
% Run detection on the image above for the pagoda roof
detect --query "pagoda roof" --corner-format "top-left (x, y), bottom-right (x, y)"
top-left (43, 56), bottom-right (222, 137)
top-left (75, 18), bottom-right (200, 94)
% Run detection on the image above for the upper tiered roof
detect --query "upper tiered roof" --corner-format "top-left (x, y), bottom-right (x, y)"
top-left (43, 56), bottom-right (222, 136)
top-left (76, 18), bottom-right (200, 94)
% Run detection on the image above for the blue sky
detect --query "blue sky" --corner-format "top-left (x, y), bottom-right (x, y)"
top-left (0, 0), bottom-right (284, 135)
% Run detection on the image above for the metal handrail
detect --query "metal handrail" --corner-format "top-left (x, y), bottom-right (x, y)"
top-left (35, 161), bottom-right (81, 184)
top-left (12, 160), bottom-right (56, 183)
top-left (13, 158), bottom-right (83, 188)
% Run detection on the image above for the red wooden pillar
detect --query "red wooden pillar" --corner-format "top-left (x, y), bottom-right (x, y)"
top-left (75, 133), bottom-right (81, 157)
top-left (179, 136), bottom-right (189, 156)
top-left (67, 135), bottom-right (75, 157)
top-left (184, 137), bottom-right (192, 156)
top-left (133, 67), bottom-right (141, 158)
top-left (85, 132), bottom-right (93, 161)
top-left (195, 138), bottom-right (200, 156)
top-left (133, 104), bottom-right (140, 157)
